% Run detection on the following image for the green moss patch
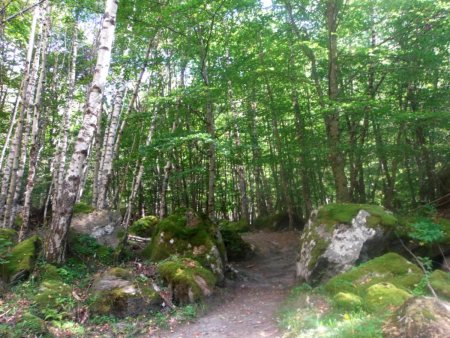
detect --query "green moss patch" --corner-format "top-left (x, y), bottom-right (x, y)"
top-left (364, 282), bottom-right (411, 313)
top-left (219, 220), bottom-right (250, 233)
top-left (142, 209), bottom-right (225, 280)
top-left (0, 228), bottom-right (16, 242)
top-left (1, 235), bottom-right (41, 283)
top-left (316, 203), bottom-right (397, 229)
top-left (333, 292), bottom-right (362, 310)
top-left (15, 312), bottom-right (48, 336)
top-left (129, 215), bottom-right (159, 237)
top-left (429, 270), bottom-right (450, 300)
top-left (34, 280), bottom-right (73, 316)
top-left (39, 263), bottom-right (62, 282)
top-left (325, 252), bottom-right (422, 296)
top-left (158, 256), bottom-right (216, 304)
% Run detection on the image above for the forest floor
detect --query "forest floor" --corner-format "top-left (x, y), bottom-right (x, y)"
top-left (159, 230), bottom-right (299, 338)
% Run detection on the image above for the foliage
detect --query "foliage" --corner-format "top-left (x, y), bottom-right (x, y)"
top-left (67, 231), bottom-right (114, 266)
top-left (409, 219), bottom-right (444, 244)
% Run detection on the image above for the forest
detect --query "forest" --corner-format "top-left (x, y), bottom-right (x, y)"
top-left (0, 0), bottom-right (449, 337)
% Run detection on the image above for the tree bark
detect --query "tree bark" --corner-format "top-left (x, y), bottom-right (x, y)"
top-left (325, 0), bottom-right (349, 202)
top-left (45, 0), bottom-right (118, 263)
top-left (19, 1), bottom-right (51, 237)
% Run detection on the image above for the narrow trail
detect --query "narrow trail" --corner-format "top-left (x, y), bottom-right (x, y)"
top-left (162, 230), bottom-right (299, 338)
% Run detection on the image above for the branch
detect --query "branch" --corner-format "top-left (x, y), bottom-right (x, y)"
top-left (1, 0), bottom-right (45, 25)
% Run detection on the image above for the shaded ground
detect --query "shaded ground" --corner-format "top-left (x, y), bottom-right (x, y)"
top-left (160, 230), bottom-right (299, 338)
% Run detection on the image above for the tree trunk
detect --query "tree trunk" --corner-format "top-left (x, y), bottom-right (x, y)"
top-left (45, 0), bottom-right (118, 263)
top-left (325, 0), bottom-right (349, 202)
top-left (96, 78), bottom-right (125, 209)
top-left (0, 4), bottom-right (40, 225)
top-left (20, 1), bottom-right (51, 237)
top-left (53, 23), bottom-right (78, 212)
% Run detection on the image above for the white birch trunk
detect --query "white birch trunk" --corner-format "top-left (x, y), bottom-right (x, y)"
top-left (19, 1), bottom-right (51, 238)
top-left (0, 5), bottom-right (39, 224)
top-left (52, 23), bottom-right (78, 212)
top-left (45, 0), bottom-right (118, 263)
top-left (95, 71), bottom-right (126, 209)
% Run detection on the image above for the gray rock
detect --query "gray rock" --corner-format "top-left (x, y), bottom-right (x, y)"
top-left (90, 268), bottom-right (161, 317)
top-left (70, 210), bottom-right (121, 248)
top-left (296, 207), bottom-right (391, 285)
top-left (383, 297), bottom-right (450, 338)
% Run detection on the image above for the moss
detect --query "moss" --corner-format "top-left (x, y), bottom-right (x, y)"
top-left (333, 292), bottom-right (362, 310)
top-left (316, 203), bottom-right (398, 229)
top-left (39, 264), bottom-right (62, 282)
top-left (90, 287), bottom-right (129, 315)
top-left (107, 267), bottom-right (132, 280)
top-left (325, 252), bottom-right (422, 296)
top-left (437, 218), bottom-right (450, 244)
top-left (158, 256), bottom-right (216, 304)
top-left (1, 235), bottom-right (41, 283)
top-left (220, 229), bottom-right (253, 261)
top-left (142, 209), bottom-right (224, 279)
top-left (219, 220), bottom-right (250, 233)
top-left (0, 228), bottom-right (16, 242)
top-left (429, 269), bottom-right (450, 300)
top-left (73, 202), bottom-right (94, 215)
top-left (34, 280), bottom-right (72, 311)
top-left (364, 282), bottom-right (411, 313)
top-left (16, 312), bottom-right (47, 335)
top-left (308, 237), bottom-right (330, 271)
top-left (129, 215), bottom-right (159, 237)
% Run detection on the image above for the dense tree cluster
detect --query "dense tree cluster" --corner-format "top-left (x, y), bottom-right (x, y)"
top-left (0, 0), bottom-right (448, 262)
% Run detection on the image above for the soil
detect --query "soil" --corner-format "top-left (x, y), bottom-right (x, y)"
top-left (159, 230), bottom-right (299, 338)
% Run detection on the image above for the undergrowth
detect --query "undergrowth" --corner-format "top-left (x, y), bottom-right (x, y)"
top-left (278, 284), bottom-right (387, 338)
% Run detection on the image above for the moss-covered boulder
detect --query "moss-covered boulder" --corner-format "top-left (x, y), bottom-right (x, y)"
top-left (364, 282), bottom-right (412, 313)
top-left (429, 269), bottom-right (450, 300)
top-left (158, 257), bottom-right (216, 304)
top-left (90, 267), bottom-right (161, 317)
top-left (296, 204), bottom-right (398, 285)
top-left (34, 280), bottom-right (72, 315)
top-left (129, 215), bottom-right (159, 237)
top-left (0, 235), bottom-right (41, 283)
top-left (333, 292), bottom-right (362, 310)
top-left (383, 297), bottom-right (450, 337)
top-left (325, 252), bottom-right (422, 296)
top-left (142, 209), bottom-right (226, 282)
top-left (220, 228), bottom-right (254, 261)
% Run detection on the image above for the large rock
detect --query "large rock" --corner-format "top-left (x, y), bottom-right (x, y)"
top-left (1, 235), bottom-right (41, 283)
top-left (158, 257), bottom-right (216, 304)
top-left (70, 209), bottom-right (122, 248)
top-left (383, 297), bottom-right (450, 338)
top-left (296, 203), bottom-right (398, 285)
top-left (324, 252), bottom-right (422, 296)
top-left (90, 268), bottom-right (161, 317)
top-left (142, 209), bottom-right (227, 282)
top-left (429, 269), bottom-right (450, 300)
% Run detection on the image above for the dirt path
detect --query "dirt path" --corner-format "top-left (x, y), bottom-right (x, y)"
top-left (161, 231), bottom-right (299, 338)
